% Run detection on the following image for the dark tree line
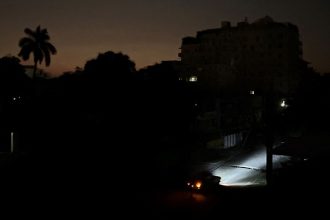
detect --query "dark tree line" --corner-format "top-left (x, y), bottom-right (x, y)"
top-left (0, 54), bottom-right (190, 198)
top-left (0, 51), bottom-right (196, 182)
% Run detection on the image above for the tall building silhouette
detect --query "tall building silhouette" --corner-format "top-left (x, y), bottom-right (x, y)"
top-left (179, 16), bottom-right (304, 95)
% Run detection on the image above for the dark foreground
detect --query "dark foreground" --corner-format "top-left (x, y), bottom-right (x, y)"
top-left (1, 152), bottom-right (329, 218)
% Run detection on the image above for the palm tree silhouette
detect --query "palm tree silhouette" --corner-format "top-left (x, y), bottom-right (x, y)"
top-left (18, 25), bottom-right (57, 78)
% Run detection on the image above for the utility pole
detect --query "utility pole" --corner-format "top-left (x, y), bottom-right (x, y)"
top-left (263, 92), bottom-right (275, 186)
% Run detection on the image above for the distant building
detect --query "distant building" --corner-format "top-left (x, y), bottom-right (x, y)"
top-left (179, 16), bottom-right (304, 95)
top-left (179, 16), bottom-right (306, 149)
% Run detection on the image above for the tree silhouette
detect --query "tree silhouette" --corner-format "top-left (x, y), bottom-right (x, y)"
top-left (18, 25), bottom-right (57, 78)
top-left (83, 51), bottom-right (136, 99)
top-left (0, 56), bottom-right (30, 97)
top-left (0, 56), bottom-right (32, 152)
top-left (84, 51), bottom-right (135, 81)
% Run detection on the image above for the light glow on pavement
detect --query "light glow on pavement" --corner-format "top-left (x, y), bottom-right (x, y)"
top-left (212, 148), bottom-right (292, 186)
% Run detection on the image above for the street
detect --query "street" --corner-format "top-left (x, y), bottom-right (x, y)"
top-left (191, 145), bottom-right (293, 186)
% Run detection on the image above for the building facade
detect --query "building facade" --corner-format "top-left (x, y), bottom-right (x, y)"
top-left (179, 16), bottom-right (303, 96)
top-left (179, 16), bottom-right (305, 148)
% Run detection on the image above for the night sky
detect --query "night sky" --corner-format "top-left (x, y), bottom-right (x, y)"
top-left (1, 0), bottom-right (330, 76)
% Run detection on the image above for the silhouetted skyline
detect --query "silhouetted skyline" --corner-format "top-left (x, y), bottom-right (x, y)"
top-left (1, 0), bottom-right (330, 76)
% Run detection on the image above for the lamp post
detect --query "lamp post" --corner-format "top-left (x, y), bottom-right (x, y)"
top-left (263, 92), bottom-right (275, 186)
top-left (9, 95), bottom-right (21, 153)
top-left (10, 132), bottom-right (14, 153)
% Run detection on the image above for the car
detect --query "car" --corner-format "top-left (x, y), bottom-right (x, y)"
top-left (186, 171), bottom-right (221, 192)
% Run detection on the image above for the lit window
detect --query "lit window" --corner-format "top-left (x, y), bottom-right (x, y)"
top-left (249, 90), bottom-right (255, 95)
top-left (189, 76), bottom-right (198, 82)
top-left (12, 96), bottom-right (22, 102)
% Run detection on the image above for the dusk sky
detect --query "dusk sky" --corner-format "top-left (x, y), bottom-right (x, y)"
top-left (1, 0), bottom-right (330, 76)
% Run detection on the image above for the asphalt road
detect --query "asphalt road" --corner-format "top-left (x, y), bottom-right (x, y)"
top-left (190, 145), bottom-right (293, 187)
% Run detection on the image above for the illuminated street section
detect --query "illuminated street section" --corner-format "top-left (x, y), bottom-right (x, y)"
top-left (212, 148), bottom-right (292, 186)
